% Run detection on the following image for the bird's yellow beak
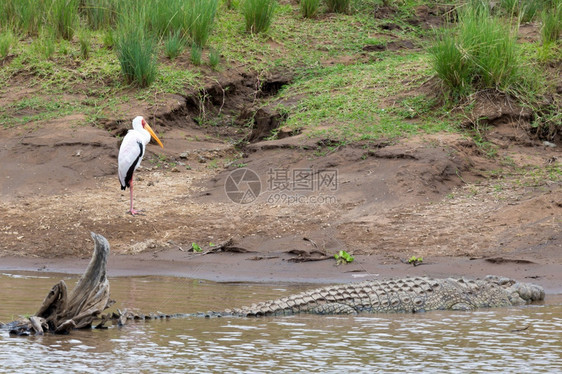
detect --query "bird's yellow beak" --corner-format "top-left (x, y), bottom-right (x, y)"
top-left (144, 123), bottom-right (164, 148)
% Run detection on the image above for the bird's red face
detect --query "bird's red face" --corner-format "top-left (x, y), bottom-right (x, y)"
top-left (140, 118), bottom-right (164, 148)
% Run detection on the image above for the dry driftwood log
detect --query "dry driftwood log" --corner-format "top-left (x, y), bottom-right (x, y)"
top-left (5, 232), bottom-right (114, 335)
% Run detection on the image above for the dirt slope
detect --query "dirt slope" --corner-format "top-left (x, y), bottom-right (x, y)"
top-left (0, 90), bottom-right (560, 292)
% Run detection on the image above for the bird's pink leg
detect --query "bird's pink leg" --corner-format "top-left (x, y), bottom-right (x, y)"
top-left (129, 179), bottom-right (142, 216)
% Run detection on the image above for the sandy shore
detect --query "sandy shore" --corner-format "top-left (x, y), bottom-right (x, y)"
top-left (1, 250), bottom-right (560, 294)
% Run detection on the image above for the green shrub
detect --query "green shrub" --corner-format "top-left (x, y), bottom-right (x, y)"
top-left (146, 0), bottom-right (186, 37)
top-left (224, 0), bottom-right (237, 10)
top-left (499, 0), bottom-right (519, 14)
top-left (103, 29), bottom-right (115, 48)
top-left (78, 29), bottom-right (91, 59)
top-left (50, 0), bottom-right (79, 40)
top-left (1, 0), bottom-right (46, 36)
top-left (33, 28), bottom-right (56, 59)
top-left (301, 0), bottom-right (320, 18)
top-left (165, 31), bottom-right (186, 59)
top-left (188, 0), bottom-right (218, 47)
top-left (0, 31), bottom-right (16, 58)
top-left (325, 0), bottom-right (350, 14)
top-left (499, 0), bottom-right (551, 22)
top-left (541, 1), bottom-right (562, 44)
top-left (242, 0), bottom-right (276, 34)
top-left (519, 0), bottom-right (547, 23)
top-left (209, 47), bottom-right (220, 68)
top-left (431, 3), bottom-right (523, 97)
top-left (115, 7), bottom-right (158, 87)
top-left (430, 32), bottom-right (472, 97)
top-left (81, 0), bottom-right (119, 30)
top-left (190, 43), bottom-right (202, 65)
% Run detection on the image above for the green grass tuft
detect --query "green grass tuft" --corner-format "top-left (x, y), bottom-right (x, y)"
top-left (325, 0), bottom-right (350, 14)
top-left (188, 0), bottom-right (219, 47)
top-left (164, 31), bottom-right (186, 60)
top-left (50, 0), bottom-right (79, 41)
top-left (115, 6), bottom-right (158, 87)
top-left (541, 0), bottom-right (562, 44)
top-left (300, 0), bottom-right (320, 19)
top-left (0, 0), bottom-right (46, 36)
top-left (81, 0), bottom-right (119, 30)
top-left (242, 0), bottom-right (277, 34)
top-left (0, 31), bottom-right (16, 58)
top-left (190, 43), bottom-right (202, 65)
top-left (430, 3), bottom-right (527, 98)
top-left (78, 29), bottom-right (91, 59)
top-left (209, 47), bottom-right (221, 68)
top-left (33, 28), bottom-right (56, 59)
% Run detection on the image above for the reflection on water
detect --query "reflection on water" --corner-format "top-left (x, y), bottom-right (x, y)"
top-left (1, 273), bottom-right (561, 373)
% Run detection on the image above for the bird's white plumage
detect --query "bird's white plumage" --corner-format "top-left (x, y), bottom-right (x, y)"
top-left (118, 116), bottom-right (152, 189)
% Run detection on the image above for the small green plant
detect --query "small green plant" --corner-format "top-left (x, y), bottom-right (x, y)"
top-left (50, 0), bottom-right (78, 40)
top-left (78, 29), bottom-right (91, 59)
top-left (82, 0), bottom-right (119, 30)
top-left (103, 29), bottom-right (115, 48)
top-left (190, 43), bottom-right (202, 65)
top-left (334, 250), bottom-right (354, 265)
top-left (189, 0), bottom-right (219, 47)
top-left (0, 31), bottom-right (16, 58)
top-left (207, 159), bottom-right (219, 169)
top-left (209, 47), bottom-right (220, 68)
top-left (191, 242), bottom-right (202, 252)
top-left (1, 0), bottom-right (46, 36)
top-left (115, 7), bottom-right (158, 87)
top-left (519, 0), bottom-right (546, 23)
top-left (325, 0), bottom-right (350, 14)
top-left (408, 256), bottom-right (423, 266)
top-left (242, 0), bottom-right (277, 34)
top-left (540, 1), bottom-right (562, 44)
top-left (224, 0), bottom-right (236, 10)
top-left (34, 28), bottom-right (56, 59)
top-left (164, 31), bottom-right (186, 60)
top-left (301, 0), bottom-right (320, 18)
top-left (430, 2), bottom-right (524, 99)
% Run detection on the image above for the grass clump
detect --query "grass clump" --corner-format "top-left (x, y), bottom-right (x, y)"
top-left (81, 0), bottom-right (119, 30)
top-left (499, 0), bottom-right (552, 22)
top-left (146, 0), bottom-right (218, 47)
top-left (209, 47), bottom-right (221, 68)
top-left (78, 29), bottom-right (91, 59)
top-left (325, 0), bottom-right (350, 14)
top-left (0, 0), bottom-right (47, 36)
top-left (0, 31), bottom-right (16, 58)
top-left (188, 0), bottom-right (219, 47)
top-left (50, 0), bottom-right (79, 40)
top-left (541, 0), bottom-right (562, 44)
top-left (115, 7), bottom-right (158, 87)
top-left (164, 32), bottom-right (186, 60)
top-left (300, 0), bottom-right (320, 18)
top-left (242, 0), bottom-right (277, 34)
top-left (431, 3), bottom-right (525, 98)
top-left (33, 28), bottom-right (56, 59)
top-left (190, 43), bottom-right (202, 65)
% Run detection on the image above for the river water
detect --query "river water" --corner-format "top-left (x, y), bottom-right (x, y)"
top-left (1, 272), bottom-right (561, 373)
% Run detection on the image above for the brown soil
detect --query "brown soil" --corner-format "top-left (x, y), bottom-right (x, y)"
top-left (1, 18), bottom-right (561, 294)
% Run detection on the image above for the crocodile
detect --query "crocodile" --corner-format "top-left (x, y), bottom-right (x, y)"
top-left (199, 275), bottom-right (545, 317)
top-left (1, 233), bottom-right (545, 335)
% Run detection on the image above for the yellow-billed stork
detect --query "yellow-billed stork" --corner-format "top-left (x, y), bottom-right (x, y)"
top-left (118, 116), bottom-right (164, 215)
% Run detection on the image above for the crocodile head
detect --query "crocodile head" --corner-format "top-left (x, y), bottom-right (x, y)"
top-left (508, 281), bottom-right (545, 305)
top-left (485, 275), bottom-right (545, 306)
